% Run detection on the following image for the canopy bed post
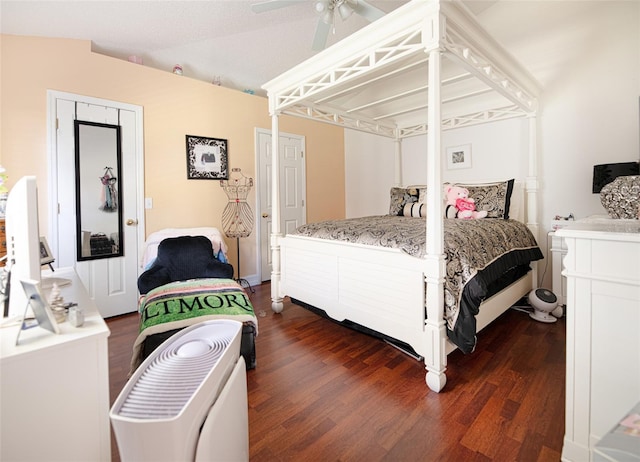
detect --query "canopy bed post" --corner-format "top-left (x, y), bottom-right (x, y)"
top-left (526, 115), bottom-right (539, 237)
top-left (526, 114), bottom-right (540, 284)
top-left (423, 15), bottom-right (448, 393)
top-left (394, 137), bottom-right (402, 187)
top-left (270, 112), bottom-right (284, 313)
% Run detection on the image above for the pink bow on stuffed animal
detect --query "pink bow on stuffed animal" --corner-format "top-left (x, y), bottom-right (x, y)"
top-left (445, 185), bottom-right (488, 219)
top-left (455, 197), bottom-right (487, 219)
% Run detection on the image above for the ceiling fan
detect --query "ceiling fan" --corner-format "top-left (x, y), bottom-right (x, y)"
top-left (251, 0), bottom-right (386, 50)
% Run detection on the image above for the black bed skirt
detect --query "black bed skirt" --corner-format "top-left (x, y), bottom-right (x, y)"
top-left (290, 298), bottom-right (423, 360)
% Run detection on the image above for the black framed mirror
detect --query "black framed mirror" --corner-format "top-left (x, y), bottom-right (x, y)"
top-left (74, 120), bottom-right (124, 261)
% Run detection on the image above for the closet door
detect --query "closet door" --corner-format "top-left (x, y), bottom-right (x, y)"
top-left (51, 93), bottom-right (144, 317)
top-left (256, 129), bottom-right (306, 282)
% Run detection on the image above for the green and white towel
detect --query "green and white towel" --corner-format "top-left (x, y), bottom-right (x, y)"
top-left (130, 278), bottom-right (257, 373)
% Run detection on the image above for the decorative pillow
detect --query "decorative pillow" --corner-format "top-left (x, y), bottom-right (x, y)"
top-left (418, 188), bottom-right (427, 204)
top-left (402, 202), bottom-right (426, 217)
top-left (389, 187), bottom-right (407, 215)
top-left (455, 179), bottom-right (515, 219)
top-left (389, 186), bottom-right (425, 216)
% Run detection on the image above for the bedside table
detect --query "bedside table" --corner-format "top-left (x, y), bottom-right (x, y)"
top-left (549, 230), bottom-right (567, 306)
top-left (550, 215), bottom-right (624, 307)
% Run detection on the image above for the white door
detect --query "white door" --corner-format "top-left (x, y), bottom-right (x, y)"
top-left (49, 92), bottom-right (144, 318)
top-left (256, 129), bottom-right (305, 282)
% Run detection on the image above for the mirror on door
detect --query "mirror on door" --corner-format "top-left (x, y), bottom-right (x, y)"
top-left (74, 120), bottom-right (124, 261)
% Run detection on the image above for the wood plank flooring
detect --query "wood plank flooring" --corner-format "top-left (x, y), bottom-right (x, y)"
top-left (107, 282), bottom-right (565, 461)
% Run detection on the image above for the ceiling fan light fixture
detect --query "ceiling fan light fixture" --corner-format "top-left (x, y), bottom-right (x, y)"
top-left (320, 8), bottom-right (334, 25)
top-left (337, 1), bottom-right (354, 20)
top-left (253, 0), bottom-right (385, 51)
top-left (314, 1), bottom-right (328, 14)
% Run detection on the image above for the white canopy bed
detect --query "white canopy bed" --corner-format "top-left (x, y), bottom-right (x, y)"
top-left (262, 0), bottom-right (542, 392)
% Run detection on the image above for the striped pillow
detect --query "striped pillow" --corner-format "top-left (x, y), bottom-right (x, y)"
top-left (402, 202), bottom-right (426, 217)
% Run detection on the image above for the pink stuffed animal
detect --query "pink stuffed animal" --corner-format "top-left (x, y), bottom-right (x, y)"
top-left (445, 185), bottom-right (487, 219)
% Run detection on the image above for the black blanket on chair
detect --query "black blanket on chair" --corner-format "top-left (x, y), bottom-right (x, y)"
top-left (137, 235), bottom-right (234, 295)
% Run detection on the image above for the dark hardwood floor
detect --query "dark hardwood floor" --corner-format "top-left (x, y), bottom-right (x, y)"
top-left (107, 282), bottom-right (565, 461)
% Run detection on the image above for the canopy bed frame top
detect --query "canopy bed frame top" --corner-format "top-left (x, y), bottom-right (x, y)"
top-left (262, 0), bottom-right (541, 392)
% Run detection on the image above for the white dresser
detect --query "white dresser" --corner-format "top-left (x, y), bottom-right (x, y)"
top-left (0, 268), bottom-right (111, 461)
top-left (558, 220), bottom-right (640, 461)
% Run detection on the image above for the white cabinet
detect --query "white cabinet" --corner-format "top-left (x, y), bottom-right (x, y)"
top-left (558, 221), bottom-right (640, 462)
top-left (550, 230), bottom-right (568, 306)
top-left (0, 268), bottom-right (111, 461)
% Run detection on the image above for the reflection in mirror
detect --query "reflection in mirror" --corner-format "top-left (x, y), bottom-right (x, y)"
top-left (74, 120), bottom-right (123, 261)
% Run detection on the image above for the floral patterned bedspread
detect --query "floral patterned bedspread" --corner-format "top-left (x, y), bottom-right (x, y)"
top-left (291, 216), bottom-right (543, 352)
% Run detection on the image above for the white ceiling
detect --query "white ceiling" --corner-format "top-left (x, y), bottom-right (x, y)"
top-left (0, 0), bottom-right (499, 96)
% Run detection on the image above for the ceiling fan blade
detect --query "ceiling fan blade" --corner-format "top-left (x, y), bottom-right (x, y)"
top-left (251, 0), bottom-right (305, 14)
top-left (351, 0), bottom-right (386, 22)
top-left (311, 19), bottom-right (332, 51)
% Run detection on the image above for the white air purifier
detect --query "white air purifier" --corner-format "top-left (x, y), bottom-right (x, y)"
top-left (110, 320), bottom-right (248, 462)
top-left (528, 288), bottom-right (560, 323)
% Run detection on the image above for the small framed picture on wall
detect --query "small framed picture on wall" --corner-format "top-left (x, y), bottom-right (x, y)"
top-left (446, 144), bottom-right (472, 170)
top-left (185, 135), bottom-right (229, 180)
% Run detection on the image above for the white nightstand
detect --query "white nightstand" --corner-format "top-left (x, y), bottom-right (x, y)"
top-left (549, 231), bottom-right (567, 306)
top-left (550, 215), bottom-right (617, 307)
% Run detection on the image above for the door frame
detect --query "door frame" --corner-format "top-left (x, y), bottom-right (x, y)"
top-left (46, 90), bottom-right (146, 273)
top-left (255, 128), bottom-right (306, 282)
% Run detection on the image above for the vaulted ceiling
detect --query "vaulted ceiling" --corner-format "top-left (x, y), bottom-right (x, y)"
top-left (0, 1), bottom-right (500, 96)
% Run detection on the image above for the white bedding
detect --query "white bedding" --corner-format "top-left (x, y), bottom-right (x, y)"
top-left (141, 227), bottom-right (228, 269)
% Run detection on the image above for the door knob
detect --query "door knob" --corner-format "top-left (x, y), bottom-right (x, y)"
top-left (262, 213), bottom-right (269, 218)
top-left (126, 219), bottom-right (138, 226)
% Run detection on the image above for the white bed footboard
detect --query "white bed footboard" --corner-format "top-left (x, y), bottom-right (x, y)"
top-left (279, 233), bottom-right (535, 391)
top-left (280, 235), bottom-right (429, 356)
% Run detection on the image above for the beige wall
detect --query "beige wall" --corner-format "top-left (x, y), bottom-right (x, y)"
top-left (0, 34), bottom-right (345, 278)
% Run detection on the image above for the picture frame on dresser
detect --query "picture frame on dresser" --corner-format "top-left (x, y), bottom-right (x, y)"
top-left (0, 262), bottom-right (9, 318)
top-left (39, 237), bottom-right (54, 266)
top-left (16, 279), bottom-right (60, 344)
